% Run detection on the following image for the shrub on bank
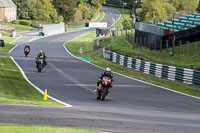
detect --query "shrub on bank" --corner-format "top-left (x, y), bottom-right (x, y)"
top-left (12, 20), bottom-right (32, 26)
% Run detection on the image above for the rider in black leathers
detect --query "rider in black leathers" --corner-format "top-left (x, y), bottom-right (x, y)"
top-left (36, 50), bottom-right (47, 66)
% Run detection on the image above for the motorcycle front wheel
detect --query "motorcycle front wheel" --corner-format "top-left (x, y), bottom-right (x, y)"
top-left (37, 64), bottom-right (42, 72)
top-left (101, 88), bottom-right (107, 101)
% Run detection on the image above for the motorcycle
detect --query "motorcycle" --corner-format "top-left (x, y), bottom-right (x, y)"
top-left (24, 47), bottom-right (30, 57)
top-left (96, 76), bottom-right (112, 101)
top-left (36, 58), bottom-right (45, 72)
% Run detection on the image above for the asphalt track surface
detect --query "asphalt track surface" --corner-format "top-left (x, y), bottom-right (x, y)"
top-left (0, 8), bottom-right (200, 133)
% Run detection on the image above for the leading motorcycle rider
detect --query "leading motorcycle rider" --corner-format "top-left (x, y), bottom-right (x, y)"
top-left (95, 67), bottom-right (114, 94)
top-left (36, 50), bottom-right (47, 66)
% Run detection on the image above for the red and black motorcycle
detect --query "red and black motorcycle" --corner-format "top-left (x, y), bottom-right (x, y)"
top-left (96, 77), bottom-right (112, 101)
top-left (24, 47), bottom-right (30, 57)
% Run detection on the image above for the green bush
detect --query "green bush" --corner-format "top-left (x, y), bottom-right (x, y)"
top-left (32, 20), bottom-right (52, 26)
top-left (12, 20), bottom-right (20, 24)
top-left (19, 20), bottom-right (32, 26)
top-left (12, 20), bottom-right (32, 26)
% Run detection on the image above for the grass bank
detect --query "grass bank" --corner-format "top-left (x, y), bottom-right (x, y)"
top-left (0, 37), bottom-right (16, 52)
top-left (0, 123), bottom-right (100, 133)
top-left (65, 31), bottom-right (96, 54)
top-left (65, 32), bottom-right (200, 98)
top-left (0, 22), bottom-right (33, 31)
top-left (0, 31), bottom-right (12, 36)
top-left (0, 55), bottom-right (61, 106)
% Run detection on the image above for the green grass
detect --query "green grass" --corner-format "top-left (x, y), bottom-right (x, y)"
top-left (65, 32), bottom-right (200, 98)
top-left (103, 6), bottom-right (132, 28)
top-left (0, 37), bottom-right (16, 52)
top-left (0, 31), bottom-right (12, 37)
top-left (0, 22), bottom-right (33, 31)
top-left (15, 34), bottom-right (21, 38)
top-left (0, 55), bottom-right (61, 106)
top-left (100, 37), bottom-right (200, 69)
top-left (0, 123), bottom-right (100, 133)
top-left (65, 31), bottom-right (96, 54)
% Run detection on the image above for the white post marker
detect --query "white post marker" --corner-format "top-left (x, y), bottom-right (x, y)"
top-left (80, 47), bottom-right (83, 54)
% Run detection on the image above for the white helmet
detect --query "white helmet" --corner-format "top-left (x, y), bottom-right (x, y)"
top-left (105, 67), bottom-right (111, 72)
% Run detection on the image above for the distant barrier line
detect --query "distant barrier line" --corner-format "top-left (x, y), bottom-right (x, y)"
top-left (103, 49), bottom-right (200, 86)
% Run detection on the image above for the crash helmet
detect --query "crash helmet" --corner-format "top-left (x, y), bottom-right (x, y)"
top-left (105, 67), bottom-right (111, 76)
top-left (39, 50), bottom-right (44, 54)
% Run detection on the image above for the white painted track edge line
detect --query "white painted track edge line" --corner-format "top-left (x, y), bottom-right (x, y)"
top-left (10, 57), bottom-right (72, 107)
top-left (99, 9), bottom-right (105, 22)
top-left (9, 34), bottom-right (22, 44)
top-left (9, 34), bottom-right (22, 53)
top-left (9, 45), bottom-right (17, 53)
top-left (63, 36), bottom-right (200, 101)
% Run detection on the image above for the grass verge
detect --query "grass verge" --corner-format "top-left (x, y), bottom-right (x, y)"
top-left (0, 37), bottom-right (16, 52)
top-left (65, 32), bottom-right (200, 98)
top-left (0, 22), bottom-right (33, 31)
top-left (0, 31), bottom-right (12, 37)
top-left (0, 55), bottom-right (61, 105)
top-left (0, 123), bottom-right (100, 133)
top-left (65, 31), bottom-right (96, 54)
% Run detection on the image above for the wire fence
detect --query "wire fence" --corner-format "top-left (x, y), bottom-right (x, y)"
top-left (108, 28), bottom-right (200, 57)
top-left (131, 35), bottom-right (200, 56)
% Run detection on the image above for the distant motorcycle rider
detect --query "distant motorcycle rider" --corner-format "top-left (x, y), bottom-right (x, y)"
top-left (36, 50), bottom-right (47, 66)
top-left (24, 45), bottom-right (30, 52)
top-left (96, 67), bottom-right (114, 94)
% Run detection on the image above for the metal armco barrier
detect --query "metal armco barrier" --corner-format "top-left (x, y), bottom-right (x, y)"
top-left (103, 49), bottom-right (200, 86)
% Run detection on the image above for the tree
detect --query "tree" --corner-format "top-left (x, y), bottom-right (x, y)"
top-left (168, 0), bottom-right (198, 11)
top-left (164, 3), bottom-right (176, 15)
top-left (76, 0), bottom-right (106, 21)
top-left (106, 0), bottom-right (122, 6)
top-left (197, 1), bottom-right (200, 12)
top-left (123, 19), bottom-right (132, 30)
top-left (53, 0), bottom-right (76, 23)
top-left (35, 0), bottom-right (60, 22)
top-left (139, 0), bottom-right (167, 21)
top-left (13, 0), bottom-right (37, 20)
top-left (13, 0), bottom-right (62, 23)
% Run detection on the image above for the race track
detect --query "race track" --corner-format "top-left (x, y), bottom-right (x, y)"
top-left (0, 8), bottom-right (200, 133)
